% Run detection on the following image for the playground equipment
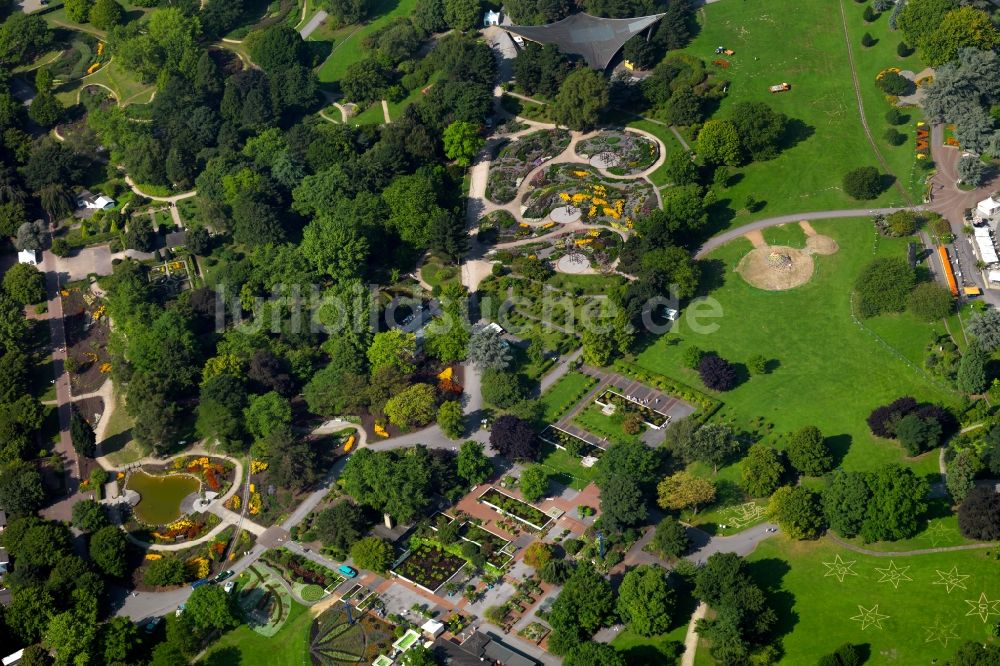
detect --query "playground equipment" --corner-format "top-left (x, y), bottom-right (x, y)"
top-left (769, 82), bottom-right (791, 93)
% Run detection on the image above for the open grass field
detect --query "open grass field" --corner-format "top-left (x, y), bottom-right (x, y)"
top-left (573, 403), bottom-right (642, 446)
top-left (314, 0), bottom-right (418, 84)
top-left (539, 371), bottom-right (596, 423)
top-left (739, 536), bottom-right (1000, 663)
top-left (537, 441), bottom-right (598, 491)
top-left (635, 218), bottom-right (959, 481)
top-left (199, 598), bottom-right (312, 665)
top-left (679, 0), bottom-right (920, 233)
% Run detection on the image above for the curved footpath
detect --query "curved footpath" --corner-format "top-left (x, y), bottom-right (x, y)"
top-left (827, 532), bottom-right (997, 557)
top-left (123, 175), bottom-right (197, 203)
top-left (694, 207), bottom-right (914, 259)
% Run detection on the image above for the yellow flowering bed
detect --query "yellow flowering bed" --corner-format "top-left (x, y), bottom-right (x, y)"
top-left (250, 460), bottom-right (268, 474)
top-left (186, 557), bottom-right (210, 580)
top-left (344, 434), bottom-right (356, 452)
top-left (374, 423), bottom-right (389, 438)
top-left (225, 495), bottom-right (241, 511)
top-left (145, 553), bottom-right (162, 561)
top-left (248, 492), bottom-right (262, 516)
top-left (99, 363), bottom-right (112, 374)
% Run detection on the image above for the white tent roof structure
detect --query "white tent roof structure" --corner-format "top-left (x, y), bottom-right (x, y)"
top-left (976, 235), bottom-right (999, 264)
top-left (978, 196), bottom-right (1000, 218)
top-left (504, 13), bottom-right (665, 70)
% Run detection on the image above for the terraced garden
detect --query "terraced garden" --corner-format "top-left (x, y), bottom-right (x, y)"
top-left (486, 129), bottom-right (570, 204)
top-left (309, 607), bottom-right (395, 665)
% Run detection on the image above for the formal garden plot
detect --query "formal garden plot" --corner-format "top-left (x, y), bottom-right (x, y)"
top-left (539, 425), bottom-right (600, 457)
top-left (575, 130), bottom-right (658, 175)
top-left (522, 164), bottom-right (655, 231)
top-left (261, 548), bottom-right (345, 591)
top-left (61, 286), bottom-right (111, 394)
top-left (310, 607), bottom-right (395, 666)
top-left (595, 389), bottom-right (669, 428)
top-left (572, 403), bottom-right (642, 447)
top-left (478, 488), bottom-right (551, 531)
top-left (148, 257), bottom-right (195, 293)
top-left (237, 564), bottom-right (294, 637)
top-left (486, 129), bottom-right (570, 204)
top-left (427, 517), bottom-right (516, 569)
top-left (391, 542), bottom-right (466, 593)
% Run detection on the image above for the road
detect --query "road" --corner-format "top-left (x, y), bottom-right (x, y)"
top-left (38, 250), bottom-right (84, 523)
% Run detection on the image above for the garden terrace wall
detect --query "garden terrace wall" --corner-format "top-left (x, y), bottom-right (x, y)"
top-left (477, 488), bottom-right (552, 531)
top-left (539, 425), bottom-right (603, 456)
top-left (612, 360), bottom-right (722, 424)
top-left (595, 389), bottom-right (670, 428)
top-left (428, 517), bottom-right (515, 569)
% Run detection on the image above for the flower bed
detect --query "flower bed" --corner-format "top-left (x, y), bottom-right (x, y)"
top-left (594, 389), bottom-right (669, 428)
top-left (392, 543), bottom-right (466, 594)
top-left (478, 488), bottom-right (551, 531)
top-left (521, 164), bottom-right (654, 231)
top-left (486, 129), bottom-right (570, 204)
top-left (176, 455), bottom-right (234, 494)
top-left (261, 548), bottom-right (345, 589)
top-left (575, 130), bottom-right (658, 175)
top-left (310, 606), bottom-right (394, 666)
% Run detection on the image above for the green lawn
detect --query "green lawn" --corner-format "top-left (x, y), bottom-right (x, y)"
top-left (350, 101), bottom-right (386, 126)
top-left (761, 222), bottom-right (807, 248)
top-left (679, 0), bottom-right (920, 232)
top-left (54, 59), bottom-right (154, 107)
top-left (539, 371), bottom-right (596, 423)
top-left (386, 71), bottom-right (441, 120)
top-left (742, 536), bottom-right (1000, 664)
top-left (315, 0), bottom-right (419, 84)
top-left (199, 599), bottom-right (312, 665)
top-left (845, 4), bottom-right (930, 201)
top-left (635, 218), bottom-right (958, 480)
top-left (537, 441), bottom-right (598, 491)
top-left (622, 118), bottom-right (689, 188)
top-left (573, 403), bottom-right (642, 447)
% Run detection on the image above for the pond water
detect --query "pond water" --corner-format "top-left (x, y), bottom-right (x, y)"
top-left (125, 469), bottom-right (200, 525)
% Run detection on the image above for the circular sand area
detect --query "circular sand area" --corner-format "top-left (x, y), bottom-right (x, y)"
top-left (557, 253), bottom-right (590, 274)
top-left (737, 246), bottom-right (816, 291)
top-left (590, 152), bottom-right (621, 169)
top-left (806, 234), bottom-right (839, 255)
top-left (550, 206), bottom-right (582, 223)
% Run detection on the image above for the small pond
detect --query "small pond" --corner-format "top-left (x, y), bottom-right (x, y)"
top-left (125, 469), bottom-right (200, 525)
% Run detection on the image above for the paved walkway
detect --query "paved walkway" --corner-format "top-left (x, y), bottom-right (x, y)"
top-left (123, 175), bottom-right (197, 203)
top-left (299, 9), bottom-right (327, 38)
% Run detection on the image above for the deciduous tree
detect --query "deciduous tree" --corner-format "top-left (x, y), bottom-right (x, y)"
top-left (786, 425), bottom-right (834, 476)
top-left (350, 536), bottom-right (394, 572)
top-left (768, 485), bottom-right (824, 539)
top-left (551, 69), bottom-right (609, 131)
top-left (617, 564), bottom-right (674, 636)
top-left (740, 444), bottom-right (785, 497)
top-left (657, 471), bottom-right (716, 513)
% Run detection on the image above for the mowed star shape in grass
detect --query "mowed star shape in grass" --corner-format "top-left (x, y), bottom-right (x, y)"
top-left (874, 561), bottom-right (912, 589)
top-left (965, 593), bottom-right (1000, 623)
top-left (920, 522), bottom-right (952, 548)
top-left (933, 566), bottom-right (970, 594)
top-left (850, 604), bottom-right (889, 630)
top-left (823, 554), bottom-right (858, 583)
top-left (924, 618), bottom-right (960, 647)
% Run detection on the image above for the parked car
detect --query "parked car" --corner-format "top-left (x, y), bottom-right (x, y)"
top-left (338, 565), bottom-right (358, 578)
top-left (223, 581), bottom-right (236, 594)
top-left (214, 570), bottom-right (234, 583)
top-left (191, 578), bottom-right (211, 590)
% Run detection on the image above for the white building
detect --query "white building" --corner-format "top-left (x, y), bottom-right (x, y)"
top-left (76, 190), bottom-right (116, 211)
top-left (421, 619), bottom-right (445, 638)
top-left (483, 10), bottom-right (501, 27)
top-left (17, 249), bottom-right (40, 266)
top-left (978, 196), bottom-right (1000, 221)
